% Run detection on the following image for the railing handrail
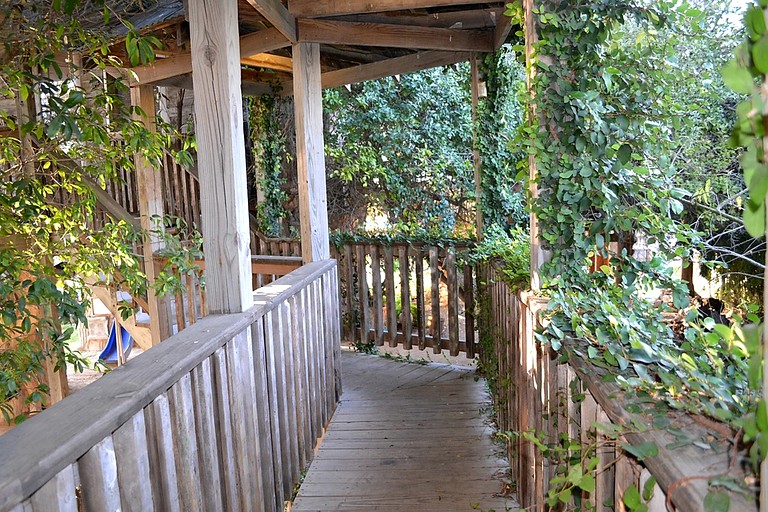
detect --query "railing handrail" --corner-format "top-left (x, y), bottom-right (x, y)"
top-left (479, 262), bottom-right (755, 512)
top-left (0, 259), bottom-right (336, 511)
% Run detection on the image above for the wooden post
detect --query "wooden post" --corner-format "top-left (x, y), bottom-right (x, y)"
top-left (293, 42), bottom-right (331, 263)
top-left (523, 0), bottom-right (552, 291)
top-left (188, 0), bottom-right (253, 314)
top-left (471, 53), bottom-right (483, 239)
top-left (131, 84), bottom-right (172, 343)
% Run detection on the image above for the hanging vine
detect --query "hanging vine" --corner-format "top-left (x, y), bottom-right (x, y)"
top-left (247, 95), bottom-right (288, 237)
top-left (476, 46), bottom-right (528, 231)
top-left (512, 0), bottom-right (761, 442)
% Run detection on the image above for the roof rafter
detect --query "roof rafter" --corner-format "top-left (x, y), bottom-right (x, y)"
top-left (288, 0), bottom-right (492, 18)
top-left (298, 19), bottom-right (493, 52)
top-left (243, 0), bottom-right (297, 42)
top-left (280, 50), bottom-right (470, 94)
top-left (120, 28), bottom-right (289, 85)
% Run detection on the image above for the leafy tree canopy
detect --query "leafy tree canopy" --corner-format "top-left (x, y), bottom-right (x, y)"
top-left (0, 0), bottom-right (195, 422)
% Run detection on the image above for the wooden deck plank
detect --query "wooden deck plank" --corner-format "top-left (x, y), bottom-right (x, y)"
top-left (291, 351), bottom-right (517, 512)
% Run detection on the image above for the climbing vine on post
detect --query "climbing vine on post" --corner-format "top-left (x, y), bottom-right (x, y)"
top-left (506, 0), bottom-right (766, 504)
top-left (723, 0), bottom-right (768, 503)
top-left (476, 46), bottom-right (527, 232)
top-left (247, 95), bottom-right (288, 237)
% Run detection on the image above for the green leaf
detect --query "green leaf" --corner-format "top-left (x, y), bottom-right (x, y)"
top-left (743, 197), bottom-right (766, 238)
top-left (722, 59), bottom-right (754, 94)
top-left (621, 441), bottom-right (658, 461)
top-left (617, 143), bottom-right (632, 164)
top-left (757, 399), bottom-right (768, 432)
top-left (703, 491), bottom-right (730, 512)
top-left (623, 485), bottom-right (641, 509)
top-left (747, 6), bottom-right (767, 41)
top-left (642, 476), bottom-right (656, 501)
top-left (753, 36), bottom-right (768, 73)
top-left (578, 474), bottom-right (595, 493)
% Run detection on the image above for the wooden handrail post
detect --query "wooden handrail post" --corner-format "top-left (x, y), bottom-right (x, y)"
top-left (189, 0), bottom-right (253, 314)
top-left (131, 84), bottom-right (172, 343)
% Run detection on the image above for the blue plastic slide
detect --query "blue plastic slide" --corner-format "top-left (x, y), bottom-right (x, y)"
top-left (98, 323), bottom-right (133, 364)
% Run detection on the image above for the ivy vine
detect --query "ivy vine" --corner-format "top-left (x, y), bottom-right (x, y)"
top-left (504, 0), bottom-right (763, 500)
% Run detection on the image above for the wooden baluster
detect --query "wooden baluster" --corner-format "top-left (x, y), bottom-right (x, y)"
top-left (343, 244), bottom-right (355, 341)
top-left (113, 411), bottom-right (154, 511)
top-left (446, 248), bottom-right (459, 356)
top-left (356, 244), bottom-right (369, 346)
top-left (186, 273), bottom-right (196, 325)
top-left (399, 245), bottom-right (412, 350)
top-left (464, 259), bottom-right (476, 358)
top-left (429, 246), bottom-right (441, 353)
top-left (415, 247), bottom-right (426, 351)
top-left (383, 245), bottom-right (397, 347)
top-left (371, 244), bottom-right (384, 346)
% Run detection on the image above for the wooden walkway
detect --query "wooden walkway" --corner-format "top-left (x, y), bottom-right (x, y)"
top-left (291, 351), bottom-right (517, 512)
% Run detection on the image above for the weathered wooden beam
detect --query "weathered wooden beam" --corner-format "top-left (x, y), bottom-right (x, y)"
top-left (280, 50), bottom-right (469, 94)
top-left (150, 72), bottom-right (275, 96)
top-left (293, 43), bottom-right (330, 263)
top-left (120, 28), bottom-right (288, 85)
top-left (241, 53), bottom-right (293, 72)
top-left (288, 0), bottom-right (490, 18)
top-left (189, 0), bottom-right (253, 313)
top-left (131, 84), bottom-right (172, 344)
top-left (243, 0), bottom-right (297, 42)
top-left (493, 8), bottom-right (514, 49)
top-left (298, 19), bottom-right (493, 52)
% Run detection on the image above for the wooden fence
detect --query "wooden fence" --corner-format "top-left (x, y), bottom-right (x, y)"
top-left (0, 260), bottom-right (342, 512)
top-left (479, 262), bottom-right (755, 512)
top-left (333, 241), bottom-right (477, 357)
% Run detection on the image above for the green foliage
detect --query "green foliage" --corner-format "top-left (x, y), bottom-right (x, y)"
top-left (467, 225), bottom-right (530, 292)
top-left (507, 0), bottom-right (765, 428)
top-left (247, 95), bottom-right (288, 237)
top-left (723, 0), bottom-right (768, 473)
top-left (0, 0), bottom-right (197, 421)
top-left (476, 47), bottom-right (527, 230)
top-left (324, 67), bottom-right (476, 236)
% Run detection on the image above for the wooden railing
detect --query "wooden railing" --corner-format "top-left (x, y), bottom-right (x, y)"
top-left (0, 260), bottom-right (342, 512)
top-left (152, 255), bottom-right (303, 334)
top-left (333, 241), bottom-right (477, 356)
top-left (479, 262), bottom-right (755, 511)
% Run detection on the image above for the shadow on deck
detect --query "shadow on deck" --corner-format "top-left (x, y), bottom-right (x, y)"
top-left (292, 351), bottom-right (518, 512)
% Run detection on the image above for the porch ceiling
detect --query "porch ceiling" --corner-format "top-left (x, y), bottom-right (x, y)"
top-left (106, 0), bottom-right (514, 92)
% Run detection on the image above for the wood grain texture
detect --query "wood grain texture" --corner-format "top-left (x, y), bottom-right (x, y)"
top-left (298, 19), bottom-right (493, 52)
top-left (190, 359), bottom-right (225, 512)
top-left (78, 436), bottom-right (121, 511)
top-left (244, 0), bottom-right (297, 41)
top-left (293, 42), bottom-right (331, 263)
top-left (189, 0), bottom-right (253, 313)
top-left (289, 0), bottom-right (490, 17)
top-left (112, 411), bottom-right (154, 511)
top-left (250, 320), bottom-right (279, 512)
top-left (291, 352), bottom-right (516, 511)
top-left (28, 466), bottom-right (76, 512)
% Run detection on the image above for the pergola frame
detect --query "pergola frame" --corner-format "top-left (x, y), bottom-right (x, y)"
top-left (121, 0), bottom-right (526, 325)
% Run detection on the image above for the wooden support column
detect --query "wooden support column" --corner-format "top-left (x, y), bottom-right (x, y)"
top-left (471, 53), bottom-right (483, 239)
top-left (131, 85), bottom-right (172, 344)
top-left (188, 0), bottom-right (253, 313)
top-left (524, 0), bottom-right (551, 291)
top-left (293, 42), bottom-right (331, 263)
